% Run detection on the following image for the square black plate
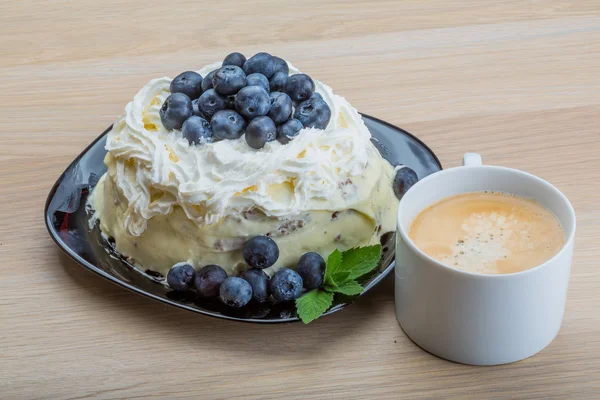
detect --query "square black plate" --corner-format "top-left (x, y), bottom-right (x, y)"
top-left (45, 114), bottom-right (441, 323)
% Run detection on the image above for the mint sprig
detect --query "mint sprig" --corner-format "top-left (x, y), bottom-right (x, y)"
top-left (295, 290), bottom-right (334, 324)
top-left (295, 244), bottom-right (382, 324)
top-left (323, 249), bottom-right (349, 287)
top-left (334, 245), bottom-right (382, 281)
top-left (324, 280), bottom-right (363, 296)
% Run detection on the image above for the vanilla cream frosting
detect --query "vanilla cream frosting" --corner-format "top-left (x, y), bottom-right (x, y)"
top-left (106, 62), bottom-right (374, 236)
top-left (90, 60), bottom-right (399, 276)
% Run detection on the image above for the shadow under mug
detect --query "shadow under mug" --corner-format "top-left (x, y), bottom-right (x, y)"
top-left (395, 153), bottom-right (576, 365)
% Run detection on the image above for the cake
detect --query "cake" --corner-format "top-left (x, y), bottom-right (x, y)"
top-left (89, 55), bottom-right (401, 280)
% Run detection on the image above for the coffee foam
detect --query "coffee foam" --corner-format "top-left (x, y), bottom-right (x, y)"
top-left (409, 192), bottom-right (565, 274)
top-left (441, 210), bottom-right (518, 273)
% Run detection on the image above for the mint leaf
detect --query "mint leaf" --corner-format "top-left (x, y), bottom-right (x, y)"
top-left (296, 290), bottom-right (334, 324)
top-left (336, 244), bottom-right (382, 281)
top-left (325, 271), bottom-right (350, 288)
top-left (325, 280), bottom-right (363, 296)
top-left (326, 249), bottom-right (342, 274)
top-left (323, 249), bottom-right (342, 287)
top-left (296, 246), bottom-right (381, 323)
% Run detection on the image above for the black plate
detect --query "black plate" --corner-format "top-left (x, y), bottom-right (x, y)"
top-left (45, 115), bottom-right (441, 323)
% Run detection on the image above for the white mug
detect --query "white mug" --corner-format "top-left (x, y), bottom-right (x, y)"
top-left (395, 153), bottom-right (576, 365)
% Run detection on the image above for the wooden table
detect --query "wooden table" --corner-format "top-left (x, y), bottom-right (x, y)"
top-left (1, 1), bottom-right (599, 398)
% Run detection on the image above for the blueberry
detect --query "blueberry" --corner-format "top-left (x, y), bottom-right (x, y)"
top-left (201, 70), bottom-right (216, 92)
top-left (242, 269), bottom-right (270, 302)
top-left (243, 52), bottom-right (275, 78)
top-left (191, 98), bottom-right (202, 117)
top-left (223, 52), bottom-right (246, 68)
top-left (393, 166), bottom-right (419, 199)
top-left (310, 92), bottom-right (323, 101)
top-left (267, 92), bottom-right (292, 125)
top-left (235, 85), bottom-right (270, 120)
top-left (270, 302), bottom-right (297, 319)
top-left (246, 116), bottom-right (277, 149)
top-left (196, 88), bottom-right (227, 120)
top-left (166, 263), bottom-right (196, 292)
top-left (170, 71), bottom-right (203, 100)
top-left (160, 93), bottom-right (193, 130)
top-left (296, 252), bottom-right (325, 289)
top-left (246, 73), bottom-right (270, 93)
top-left (269, 71), bottom-right (288, 93)
top-left (213, 65), bottom-right (247, 96)
top-left (194, 264), bottom-right (228, 297)
top-left (220, 277), bottom-right (253, 307)
top-left (294, 97), bottom-right (331, 130)
top-left (226, 94), bottom-right (237, 109)
top-left (211, 109), bottom-right (246, 140)
top-left (276, 118), bottom-right (303, 144)
top-left (243, 235), bottom-right (279, 269)
top-left (270, 268), bottom-right (303, 302)
top-left (272, 56), bottom-right (289, 75)
top-left (284, 74), bottom-right (315, 103)
top-left (182, 116), bottom-right (213, 145)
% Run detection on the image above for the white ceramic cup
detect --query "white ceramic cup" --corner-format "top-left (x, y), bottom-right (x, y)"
top-left (395, 153), bottom-right (576, 365)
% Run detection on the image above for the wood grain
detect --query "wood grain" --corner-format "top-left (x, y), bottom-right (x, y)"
top-left (1, 1), bottom-right (599, 399)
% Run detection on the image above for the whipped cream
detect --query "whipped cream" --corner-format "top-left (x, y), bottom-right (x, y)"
top-left (104, 62), bottom-right (380, 236)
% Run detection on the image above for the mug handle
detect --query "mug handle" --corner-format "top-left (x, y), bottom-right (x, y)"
top-left (463, 153), bottom-right (482, 166)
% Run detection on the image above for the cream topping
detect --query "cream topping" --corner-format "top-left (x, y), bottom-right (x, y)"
top-left (105, 61), bottom-right (384, 236)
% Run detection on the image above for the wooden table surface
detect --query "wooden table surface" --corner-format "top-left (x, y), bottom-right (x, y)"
top-left (1, 1), bottom-right (599, 399)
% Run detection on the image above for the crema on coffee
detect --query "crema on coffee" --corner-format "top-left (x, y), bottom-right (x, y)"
top-left (409, 192), bottom-right (565, 274)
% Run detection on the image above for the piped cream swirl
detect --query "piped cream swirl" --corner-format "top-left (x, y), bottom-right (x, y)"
top-left (105, 62), bottom-right (382, 236)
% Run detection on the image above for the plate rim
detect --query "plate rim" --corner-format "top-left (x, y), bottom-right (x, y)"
top-left (44, 114), bottom-right (442, 323)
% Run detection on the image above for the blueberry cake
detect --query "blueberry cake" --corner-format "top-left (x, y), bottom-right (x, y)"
top-left (89, 52), bottom-right (406, 280)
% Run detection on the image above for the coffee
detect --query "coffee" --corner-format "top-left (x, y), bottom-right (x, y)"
top-left (409, 192), bottom-right (565, 274)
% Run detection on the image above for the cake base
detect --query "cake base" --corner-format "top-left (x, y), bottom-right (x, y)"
top-left (90, 173), bottom-right (393, 277)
